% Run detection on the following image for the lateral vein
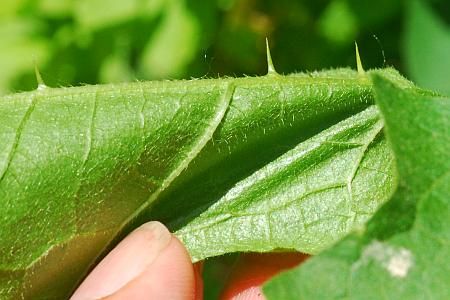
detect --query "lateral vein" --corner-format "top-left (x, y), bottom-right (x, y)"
top-left (0, 93), bottom-right (38, 186)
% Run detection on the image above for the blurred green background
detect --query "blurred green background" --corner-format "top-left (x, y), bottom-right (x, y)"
top-left (1, 0), bottom-right (449, 97)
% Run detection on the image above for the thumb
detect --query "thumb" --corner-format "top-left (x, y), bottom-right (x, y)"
top-left (71, 221), bottom-right (196, 300)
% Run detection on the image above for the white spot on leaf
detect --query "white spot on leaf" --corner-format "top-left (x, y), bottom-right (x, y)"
top-left (386, 248), bottom-right (413, 278)
top-left (353, 240), bottom-right (413, 278)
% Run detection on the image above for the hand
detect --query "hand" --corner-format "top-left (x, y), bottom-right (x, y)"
top-left (71, 222), bottom-right (307, 300)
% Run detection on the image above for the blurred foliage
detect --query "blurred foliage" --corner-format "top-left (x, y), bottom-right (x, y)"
top-left (0, 0), bottom-right (449, 95)
top-left (404, 0), bottom-right (450, 95)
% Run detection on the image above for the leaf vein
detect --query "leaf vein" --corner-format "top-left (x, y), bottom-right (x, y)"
top-left (0, 93), bottom-right (37, 186)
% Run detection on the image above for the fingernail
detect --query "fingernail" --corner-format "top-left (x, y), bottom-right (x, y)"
top-left (71, 221), bottom-right (172, 300)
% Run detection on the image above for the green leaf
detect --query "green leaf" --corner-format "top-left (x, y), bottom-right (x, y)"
top-left (263, 73), bottom-right (450, 300)
top-left (318, 0), bottom-right (358, 45)
top-left (404, 0), bottom-right (450, 96)
top-left (0, 68), bottom-right (414, 298)
top-left (0, 80), bottom-right (234, 299)
top-left (138, 0), bottom-right (201, 79)
top-left (74, 0), bottom-right (141, 31)
top-left (176, 105), bottom-right (395, 261)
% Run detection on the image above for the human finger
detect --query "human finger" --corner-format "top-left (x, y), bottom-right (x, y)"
top-left (71, 221), bottom-right (196, 300)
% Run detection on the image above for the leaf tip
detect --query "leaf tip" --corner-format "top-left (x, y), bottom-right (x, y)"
top-left (266, 38), bottom-right (279, 76)
top-left (355, 41), bottom-right (365, 75)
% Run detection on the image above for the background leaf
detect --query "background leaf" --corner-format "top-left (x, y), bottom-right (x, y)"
top-left (404, 0), bottom-right (450, 95)
top-left (1, 0), bottom-right (448, 95)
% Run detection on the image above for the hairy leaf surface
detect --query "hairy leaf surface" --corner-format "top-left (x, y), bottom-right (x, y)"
top-left (176, 105), bottom-right (395, 261)
top-left (0, 68), bottom-right (413, 298)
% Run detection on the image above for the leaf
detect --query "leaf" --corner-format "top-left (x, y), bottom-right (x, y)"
top-left (0, 80), bottom-right (233, 299)
top-left (404, 0), bottom-right (450, 96)
top-left (263, 73), bottom-right (450, 300)
top-left (176, 105), bottom-right (395, 261)
top-left (74, 0), bottom-right (141, 31)
top-left (0, 68), bottom-right (413, 298)
top-left (318, 0), bottom-right (358, 45)
top-left (138, 0), bottom-right (202, 79)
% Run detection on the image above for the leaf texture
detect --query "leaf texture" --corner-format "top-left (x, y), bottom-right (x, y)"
top-left (0, 68), bottom-right (413, 298)
top-left (0, 80), bottom-right (234, 298)
top-left (176, 105), bottom-right (395, 261)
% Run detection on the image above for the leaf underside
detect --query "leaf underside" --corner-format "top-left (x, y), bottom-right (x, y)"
top-left (176, 105), bottom-right (395, 261)
top-left (0, 68), bottom-right (414, 299)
